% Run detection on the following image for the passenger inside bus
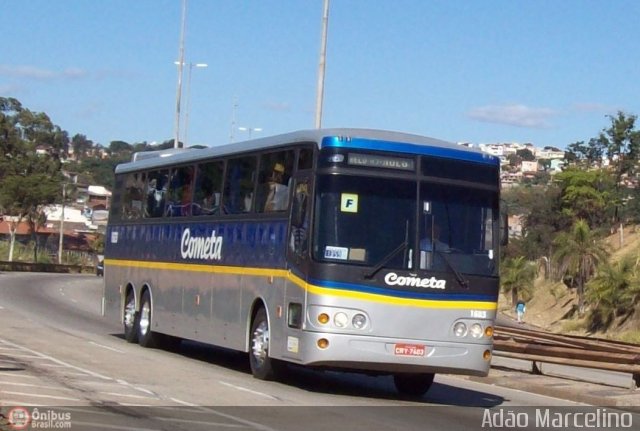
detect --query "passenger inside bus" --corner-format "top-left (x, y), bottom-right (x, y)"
top-left (263, 162), bottom-right (289, 212)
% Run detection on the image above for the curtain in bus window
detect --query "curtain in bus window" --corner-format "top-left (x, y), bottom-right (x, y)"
top-left (223, 156), bottom-right (256, 214)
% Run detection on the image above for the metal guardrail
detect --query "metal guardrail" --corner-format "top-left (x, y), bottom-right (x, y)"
top-left (0, 261), bottom-right (94, 274)
top-left (493, 325), bottom-right (640, 389)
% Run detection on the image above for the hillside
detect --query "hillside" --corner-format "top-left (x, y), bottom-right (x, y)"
top-left (498, 225), bottom-right (640, 343)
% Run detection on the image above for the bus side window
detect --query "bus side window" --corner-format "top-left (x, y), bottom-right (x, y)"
top-left (122, 172), bottom-right (145, 220)
top-left (223, 156), bottom-right (257, 214)
top-left (193, 160), bottom-right (224, 216)
top-left (145, 170), bottom-right (168, 218)
top-left (166, 166), bottom-right (195, 217)
top-left (290, 179), bottom-right (310, 257)
top-left (257, 150), bottom-right (295, 213)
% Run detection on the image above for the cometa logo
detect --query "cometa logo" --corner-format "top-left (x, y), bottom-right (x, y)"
top-left (384, 272), bottom-right (446, 289)
top-left (180, 228), bottom-right (223, 261)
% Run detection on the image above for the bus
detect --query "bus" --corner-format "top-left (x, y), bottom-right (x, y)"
top-left (103, 128), bottom-right (503, 397)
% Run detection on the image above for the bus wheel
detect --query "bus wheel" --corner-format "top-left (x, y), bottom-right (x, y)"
top-left (249, 308), bottom-right (282, 380)
top-left (393, 373), bottom-right (435, 397)
top-left (137, 290), bottom-right (158, 348)
top-left (123, 290), bottom-right (138, 343)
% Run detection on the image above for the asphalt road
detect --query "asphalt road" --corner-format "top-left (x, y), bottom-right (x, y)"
top-left (0, 272), bottom-right (623, 431)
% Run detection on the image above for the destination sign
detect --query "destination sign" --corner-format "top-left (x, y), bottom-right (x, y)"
top-left (347, 153), bottom-right (415, 171)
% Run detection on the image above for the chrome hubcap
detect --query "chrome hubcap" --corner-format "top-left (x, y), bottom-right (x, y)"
top-left (124, 297), bottom-right (136, 330)
top-left (251, 321), bottom-right (269, 365)
top-left (139, 301), bottom-right (151, 336)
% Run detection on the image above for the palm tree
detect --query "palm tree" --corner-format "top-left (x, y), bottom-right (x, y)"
top-left (587, 254), bottom-right (640, 330)
top-left (501, 256), bottom-right (538, 306)
top-left (553, 220), bottom-right (609, 316)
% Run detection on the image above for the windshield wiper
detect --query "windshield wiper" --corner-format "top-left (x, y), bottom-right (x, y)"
top-left (364, 240), bottom-right (408, 280)
top-left (434, 250), bottom-right (469, 289)
top-left (364, 220), bottom-right (410, 280)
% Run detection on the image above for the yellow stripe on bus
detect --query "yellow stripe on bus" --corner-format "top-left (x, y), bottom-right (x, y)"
top-left (104, 258), bottom-right (497, 311)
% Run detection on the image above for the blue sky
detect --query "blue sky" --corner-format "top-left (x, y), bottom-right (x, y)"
top-left (2, 0), bottom-right (639, 149)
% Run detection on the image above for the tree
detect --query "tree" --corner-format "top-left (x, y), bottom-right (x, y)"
top-left (554, 167), bottom-right (615, 229)
top-left (516, 148), bottom-right (536, 161)
top-left (553, 220), bottom-right (609, 315)
top-left (108, 140), bottom-right (132, 155)
top-left (597, 112), bottom-right (640, 222)
top-left (71, 134), bottom-right (93, 160)
top-left (501, 256), bottom-right (538, 306)
top-left (586, 255), bottom-right (640, 331)
top-left (565, 139), bottom-right (605, 168)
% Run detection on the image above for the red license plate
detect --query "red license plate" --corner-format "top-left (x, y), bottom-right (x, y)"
top-left (394, 343), bottom-right (426, 356)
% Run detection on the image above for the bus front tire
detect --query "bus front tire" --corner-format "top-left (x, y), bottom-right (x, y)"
top-left (249, 308), bottom-right (284, 380)
top-left (393, 372), bottom-right (435, 397)
top-left (123, 291), bottom-right (138, 343)
top-left (137, 290), bottom-right (158, 348)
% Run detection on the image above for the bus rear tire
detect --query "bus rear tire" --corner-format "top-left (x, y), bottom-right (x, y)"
top-left (249, 308), bottom-right (283, 380)
top-left (393, 372), bottom-right (435, 397)
top-left (123, 290), bottom-right (138, 343)
top-left (137, 290), bottom-right (158, 348)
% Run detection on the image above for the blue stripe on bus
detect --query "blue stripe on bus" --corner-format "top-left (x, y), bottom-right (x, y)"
top-left (322, 136), bottom-right (499, 165)
top-left (308, 277), bottom-right (498, 303)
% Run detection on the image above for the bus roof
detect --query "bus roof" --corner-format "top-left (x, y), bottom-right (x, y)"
top-left (115, 128), bottom-right (496, 174)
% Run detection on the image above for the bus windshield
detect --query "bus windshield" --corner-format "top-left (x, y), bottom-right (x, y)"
top-left (313, 175), bottom-right (498, 277)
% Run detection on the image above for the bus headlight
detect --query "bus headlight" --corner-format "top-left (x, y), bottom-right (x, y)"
top-left (453, 322), bottom-right (467, 337)
top-left (352, 313), bottom-right (367, 329)
top-left (470, 323), bottom-right (483, 338)
top-left (334, 312), bottom-right (349, 328)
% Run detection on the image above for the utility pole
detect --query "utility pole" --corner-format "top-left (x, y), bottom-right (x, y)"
top-left (58, 183), bottom-right (66, 264)
top-left (314, 0), bottom-right (330, 129)
top-left (173, 0), bottom-right (187, 149)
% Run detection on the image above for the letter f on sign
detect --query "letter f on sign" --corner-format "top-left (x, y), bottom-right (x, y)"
top-left (341, 193), bottom-right (358, 213)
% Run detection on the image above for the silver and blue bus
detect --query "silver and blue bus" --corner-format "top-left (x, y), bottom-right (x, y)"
top-left (103, 128), bottom-right (503, 396)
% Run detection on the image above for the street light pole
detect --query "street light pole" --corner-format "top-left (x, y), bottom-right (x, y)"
top-left (173, 0), bottom-right (188, 149)
top-left (58, 183), bottom-right (66, 265)
top-left (237, 127), bottom-right (262, 139)
top-left (315, 0), bottom-right (330, 129)
top-left (183, 62), bottom-right (208, 147)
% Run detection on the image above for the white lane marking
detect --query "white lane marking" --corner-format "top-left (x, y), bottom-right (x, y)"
top-left (218, 380), bottom-right (279, 400)
top-left (154, 416), bottom-right (245, 428)
top-left (1, 390), bottom-right (81, 402)
top-left (1, 400), bottom-right (43, 407)
top-left (0, 338), bottom-right (112, 380)
top-left (0, 346), bottom-right (22, 350)
top-left (89, 341), bottom-right (125, 353)
top-left (0, 380), bottom-right (75, 391)
top-left (99, 392), bottom-right (157, 400)
top-left (169, 397), bottom-right (198, 407)
top-left (189, 405), bottom-right (281, 431)
top-left (72, 421), bottom-right (161, 431)
top-left (41, 363), bottom-right (69, 368)
top-left (64, 372), bottom-right (92, 377)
